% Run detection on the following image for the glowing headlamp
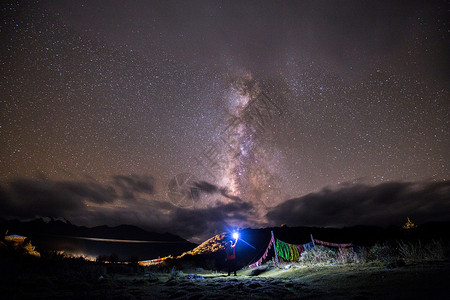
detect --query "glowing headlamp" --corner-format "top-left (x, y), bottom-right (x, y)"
top-left (232, 232), bottom-right (239, 240)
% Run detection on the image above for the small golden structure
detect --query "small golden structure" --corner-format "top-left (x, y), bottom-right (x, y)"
top-left (402, 217), bottom-right (417, 229)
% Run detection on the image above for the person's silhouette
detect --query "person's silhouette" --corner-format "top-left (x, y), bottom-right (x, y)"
top-left (225, 239), bottom-right (237, 276)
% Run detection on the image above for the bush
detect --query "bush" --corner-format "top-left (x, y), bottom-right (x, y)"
top-left (337, 247), bottom-right (359, 264)
top-left (397, 240), bottom-right (425, 261)
top-left (354, 247), bottom-right (370, 263)
top-left (169, 267), bottom-right (183, 280)
top-left (397, 240), bottom-right (447, 262)
top-left (300, 245), bottom-right (337, 265)
top-left (425, 240), bottom-right (447, 260)
top-left (368, 243), bottom-right (397, 263)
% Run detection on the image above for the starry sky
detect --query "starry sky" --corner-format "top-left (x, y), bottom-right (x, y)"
top-left (1, 1), bottom-right (449, 242)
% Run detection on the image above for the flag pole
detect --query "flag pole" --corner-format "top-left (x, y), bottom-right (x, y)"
top-left (271, 231), bottom-right (279, 266)
top-left (310, 234), bottom-right (315, 247)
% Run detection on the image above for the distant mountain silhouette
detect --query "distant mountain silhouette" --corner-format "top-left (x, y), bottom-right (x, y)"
top-left (2, 218), bottom-right (449, 264)
top-left (0, 218), bottom-right (196, 260)
top-left (0, 218), bottom-right (187, 242)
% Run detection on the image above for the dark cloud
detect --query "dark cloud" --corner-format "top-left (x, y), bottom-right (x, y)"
top-left (219, 189), bottom-right (243, 203)
top-left (193, 181), bottom-right (218, 195)
top-left (3, 177), bottom-right (122, 217)
top-left (168, 200), bottom-right (253, 242)
top-left (75, 196), bottom-right (254, 243)
top-left (55, 181), bottom-right (117, 204)
top-left (0, 176), bottom-right (254, 241)
top-left (113, 174), bottom-right (155, 199)
top-left (2, 175), bottom-right (448, 241)
top-left (267, 181), bottom-right (450, 227)
top-left (2, 175), bottom-right (156, 219)
top-left (193, 181), bottom-right (243, 203)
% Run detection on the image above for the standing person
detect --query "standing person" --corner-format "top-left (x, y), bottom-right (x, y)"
top-left (225, 238), bottom-right (237, 276)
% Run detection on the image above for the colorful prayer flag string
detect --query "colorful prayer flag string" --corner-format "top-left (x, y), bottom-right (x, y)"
top-left (313, 238), bottom-right (352, 248)
top-left (275, 239), bottom-right (314, 261)
top-left (248, 233), bottom-right (352, 267)
top-left (248, 235), bottom-right (275, 268)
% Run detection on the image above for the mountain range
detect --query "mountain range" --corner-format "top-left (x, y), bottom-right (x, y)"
top-left (0, 218), bottom-right (196, 260)
top-left (2, 218), bottom-right (449, 264)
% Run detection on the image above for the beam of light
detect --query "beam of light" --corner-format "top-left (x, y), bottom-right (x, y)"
top-left (238, 237), bottom-right (256, 249)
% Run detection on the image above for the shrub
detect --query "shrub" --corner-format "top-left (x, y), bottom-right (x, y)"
top-left (354, 247), bottom-right (370, 263)
top-left (169, 266), bottom-right (183, 280)
top-left (368, 243), bottom-right (396, 263)
top-left (398, 240), bottom-right (447, 262)
top-left (425, 240), bottom-right (447, 260)
top-left (397, 240), bottom-right (425, 261)
top-left (336, 247), bottom-right (359, 264)
top-left (300, 245), bottom-right (337, 265)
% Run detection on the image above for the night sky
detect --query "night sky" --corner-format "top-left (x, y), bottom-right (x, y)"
top-left (1, 1), bottom-right (449, 242)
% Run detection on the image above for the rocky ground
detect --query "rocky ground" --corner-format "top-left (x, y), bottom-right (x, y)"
top-left (2, 261), bottom-right (450, 299)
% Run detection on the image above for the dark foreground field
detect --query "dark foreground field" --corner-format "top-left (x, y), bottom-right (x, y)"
top-left (1, 261), bottom-right (449, 299)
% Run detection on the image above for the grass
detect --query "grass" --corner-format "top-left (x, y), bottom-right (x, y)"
top-left (269, 239), bottom-right (450, 268)
top-left (1, 236), bottom-right (450, 299)
top-left (1, 256), bottom-right (449, 299)
top-left (397, 239), bottom-right (447, 262)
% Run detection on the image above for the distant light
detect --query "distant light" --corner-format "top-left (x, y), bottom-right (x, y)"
top-left (232, 232), bottom-right (239, 240)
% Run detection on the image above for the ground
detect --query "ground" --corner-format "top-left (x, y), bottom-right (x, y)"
top-left (1, 261), bottom-right (449, 299)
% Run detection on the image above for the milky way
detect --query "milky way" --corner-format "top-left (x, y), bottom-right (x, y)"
top-left (216, 74), bottom-right (287, 209)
